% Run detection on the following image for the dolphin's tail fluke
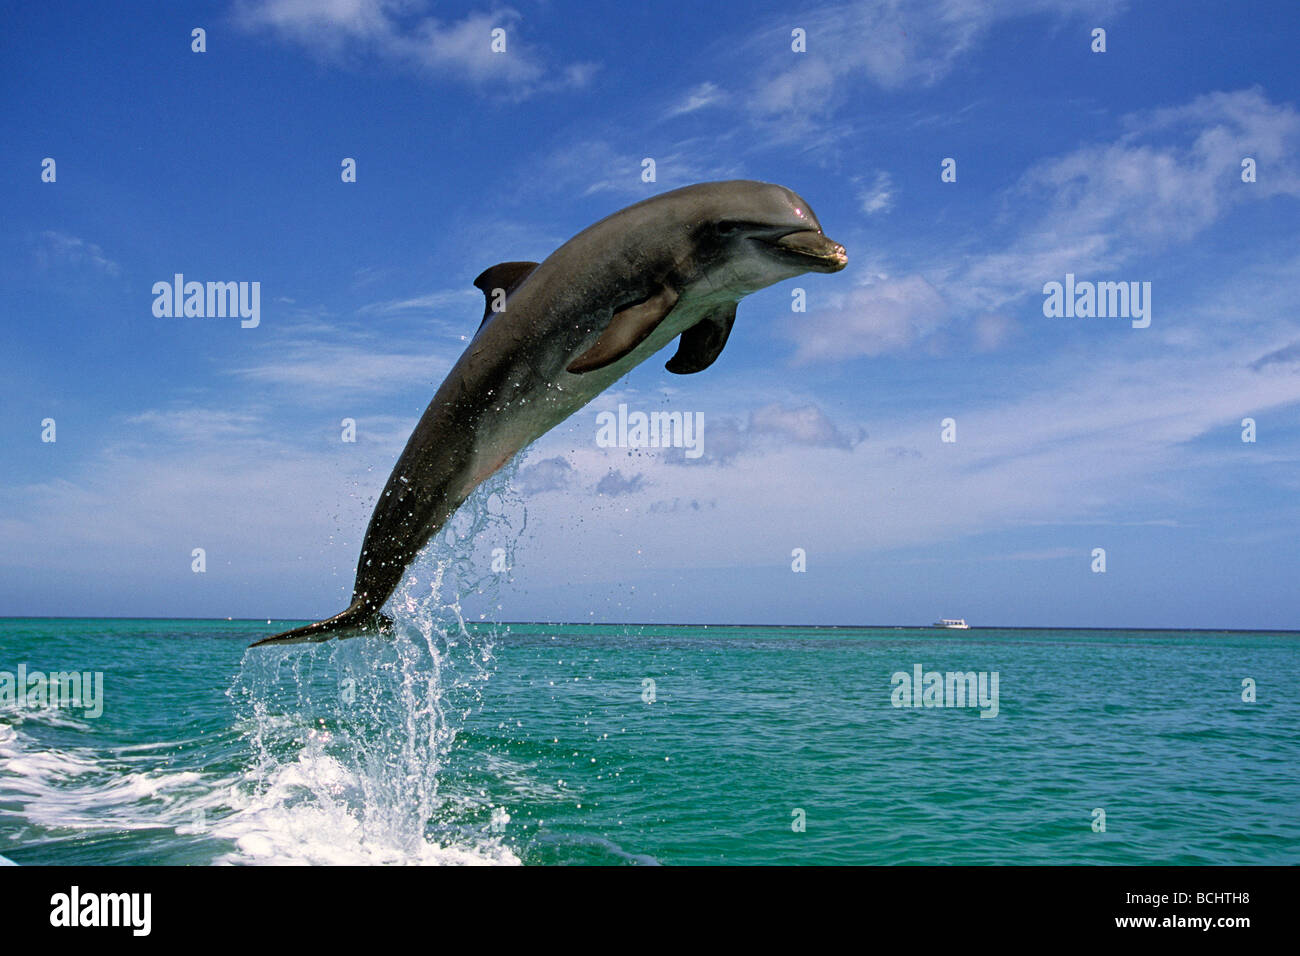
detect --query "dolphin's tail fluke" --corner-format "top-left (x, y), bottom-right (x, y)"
top-left (250, 601), bottom-right (393, 648)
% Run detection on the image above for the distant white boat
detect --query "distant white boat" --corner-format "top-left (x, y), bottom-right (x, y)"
top-left (933, 618), bottom-right (970, 629)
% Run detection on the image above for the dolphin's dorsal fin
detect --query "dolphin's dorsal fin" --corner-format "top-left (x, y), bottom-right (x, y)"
top-left (473, 261), bottom-right (539, 331)
top-left (567, 286), bottom-right (680, 374)
top-left (665, 303), bottom-right (737, 374)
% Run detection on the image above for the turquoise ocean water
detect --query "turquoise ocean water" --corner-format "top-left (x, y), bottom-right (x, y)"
top-left (0, 617), bottom-right (1296, 865)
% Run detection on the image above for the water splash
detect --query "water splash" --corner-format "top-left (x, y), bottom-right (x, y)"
top-left (223, 469), bottom-right (528, 865)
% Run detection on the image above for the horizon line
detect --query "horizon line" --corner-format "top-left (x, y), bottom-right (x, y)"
top-left (0, 616), bottom-right (1296, 635)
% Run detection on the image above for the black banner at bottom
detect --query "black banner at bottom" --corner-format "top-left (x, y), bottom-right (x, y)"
top-left (0, 865), bottom-right (1285, 941)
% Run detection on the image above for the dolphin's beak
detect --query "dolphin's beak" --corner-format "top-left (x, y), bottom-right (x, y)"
top-left (766, 230), bottom-right (848, 272)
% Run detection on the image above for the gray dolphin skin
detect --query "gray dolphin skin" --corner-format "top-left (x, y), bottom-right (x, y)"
top-left (252, 180), bottom-right (846, 646)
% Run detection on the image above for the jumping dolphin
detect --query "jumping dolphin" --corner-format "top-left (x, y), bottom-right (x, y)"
top-left (253, 180), bottom-right (846, 646)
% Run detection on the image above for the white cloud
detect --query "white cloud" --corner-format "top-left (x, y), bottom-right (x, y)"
top-left (540, 138), bottom-right (745, 198)
top-left (972, 313), bottom-right (1016, 352)
top-left (794, 274), bottom-right (948, 362)
top-left (1252, 340), bottom-right (1300, 370)
top-left (359, 288), bottom-right (477, 315)
top-left (749, 403), bottom-right (861, 449)
top-left (959, 87), bottom-right (1300, 312)
top-left (35, 231), bottom-right (120, 276)
top-left (125, 408), bottom-right (263, 441)
top-left (0, 436), bottom-right (373, 583)
top-left (801, 88), bottom-right (1300, 359)
top-left (745, 0), bottom-right (1126, 129)
top-left (857, 171), bottom-right (894, 215)
top-left (234, 0), bottom-right (596, 95)
top-left (233, 339), bottom-right (453, 397)
top-left (664, 81), bottom-right (727, 118)
top-left (991, 547), bottom-right (1080, 562)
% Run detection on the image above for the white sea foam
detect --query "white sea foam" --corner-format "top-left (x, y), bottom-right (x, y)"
top-left (0, 718), bottom-right (213, 835)
top-left (216, 472), bottom-right (527, 866)
top-left (208, 743), bottom-right (519, 866)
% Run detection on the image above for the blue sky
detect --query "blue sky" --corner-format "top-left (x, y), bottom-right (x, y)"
top-left (2, 0), bottom-right (1298, 628)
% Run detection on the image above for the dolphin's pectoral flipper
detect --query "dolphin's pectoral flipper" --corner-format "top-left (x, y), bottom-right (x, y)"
top-left (473, 261), bottom-right (539, 332)
top-left (567, 285), bottom-right (680, 374)
top-left (665, 303), bottom-right (738, 374)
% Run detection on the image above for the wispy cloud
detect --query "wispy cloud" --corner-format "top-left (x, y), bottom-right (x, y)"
top-left (34, 231), bottom-right (121, 276)
top-left (857, 171), bottom-right (894, 215)
top-left (359, 288), bottom-right (477, 315)
top-left (743, 0), bottom-right (1125, 132)
top-left (750, 403), bottom-right (863, 449)
top-left (538, 138), bottom-right (745, 198)
top-left (960, 87), bottom-right (1300, 310)
top-left (233, 338), bottom-right (453, 397)
top-left (799, 87), bottom-right (1300, 361)
top-left (663, 81), bottom-right (727, 118)
top-left (990, 547), bottom-right (1079, 562)
top-left (1251, 341), bottom-right (1300, 370)
top-left (125, 408), bottom-right (263, 441)
top-left (794, 274), bottom-right (948, 362)
top-left (233, 0), bottom-right (597, 95)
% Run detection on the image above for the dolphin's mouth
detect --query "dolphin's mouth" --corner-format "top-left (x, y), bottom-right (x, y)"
top-left (761, 230), bottom-right (848, 272)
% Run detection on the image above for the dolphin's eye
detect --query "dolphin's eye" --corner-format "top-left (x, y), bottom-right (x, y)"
top-left (717, 220), bottom-right (745, 235)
